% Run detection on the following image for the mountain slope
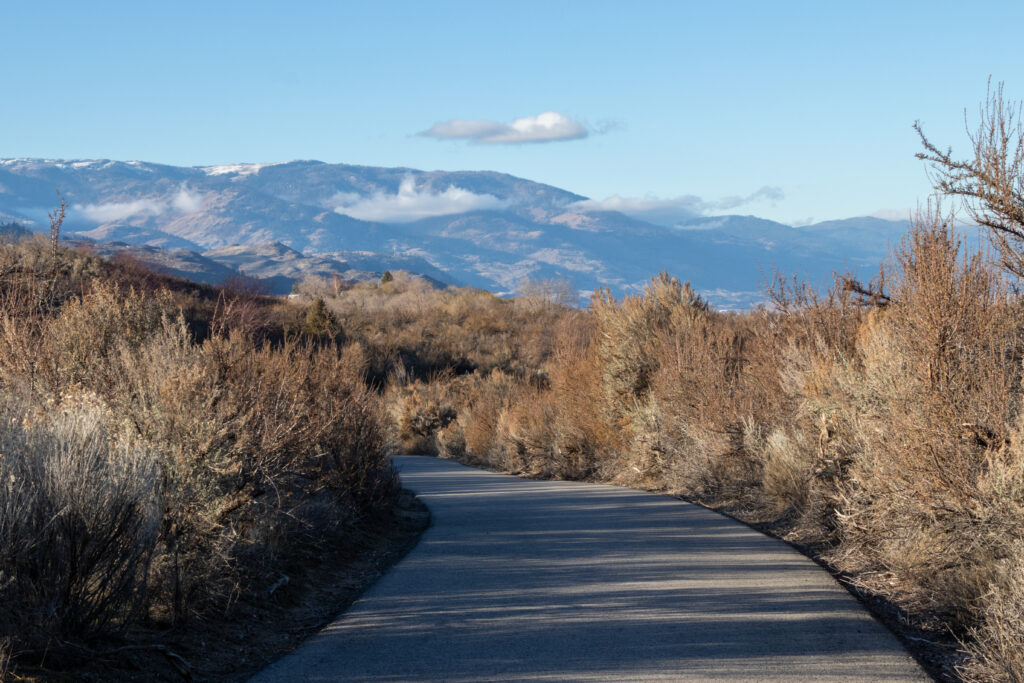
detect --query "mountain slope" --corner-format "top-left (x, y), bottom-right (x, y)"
top-left (0, 158), bottom-right (927, 307)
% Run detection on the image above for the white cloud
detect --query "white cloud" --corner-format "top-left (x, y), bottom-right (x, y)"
top-left (869, 208), bottom-right (912, 221)
top-left (709, 186), bottom-right (784, 211)
top-left (332, 177), bottom-right (508, 222)
top-left (75, 184), bottom-right (205, 223)
top-left (571, 195), bottom-right (705, 224)
top-left (419, 111), bottom-right (589, 144)
top-left (77, 198), bottom-right (166, 223)
top-left (571, 186), bottom-right (785, 225)
top-left (171, 186), bottom-right (204, 213)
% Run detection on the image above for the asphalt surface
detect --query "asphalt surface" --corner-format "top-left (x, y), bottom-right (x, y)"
top-left (251, 456), bottom-right (928, 682)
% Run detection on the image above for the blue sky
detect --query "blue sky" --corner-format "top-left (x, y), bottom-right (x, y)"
top-left (3, 1), bottom-right (1023, 224)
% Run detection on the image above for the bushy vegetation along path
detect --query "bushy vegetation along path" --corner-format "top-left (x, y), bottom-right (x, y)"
top-left (252, 456), bottom-right (927, 682)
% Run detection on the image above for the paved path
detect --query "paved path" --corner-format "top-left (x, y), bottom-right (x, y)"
top-left (252, 456), bottom-right (927, 681)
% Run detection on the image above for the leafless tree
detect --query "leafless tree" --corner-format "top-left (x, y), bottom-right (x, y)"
top-left (915, 80), bottom-right (1024, 279)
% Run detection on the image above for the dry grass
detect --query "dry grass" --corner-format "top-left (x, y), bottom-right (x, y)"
top-left (962, 543), bottom-right (1024, 682)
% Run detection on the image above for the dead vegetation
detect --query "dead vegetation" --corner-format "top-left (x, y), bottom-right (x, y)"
top-left (0, 234), bottom-right (397, 677)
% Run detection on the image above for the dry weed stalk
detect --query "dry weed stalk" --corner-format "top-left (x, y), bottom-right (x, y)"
top-left (48, 190), bottom-right (66, 262)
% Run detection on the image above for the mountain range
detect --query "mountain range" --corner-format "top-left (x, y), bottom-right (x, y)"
top-left (0, 157), bottom-right (935, 307)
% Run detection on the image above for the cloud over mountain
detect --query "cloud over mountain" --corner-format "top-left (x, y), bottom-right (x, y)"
top-left (332, 177), bottom-right (507, 222)
top-left (77, 198), bottom-right (168, 223)
top-left (76, 185), bottom-right (205, 223)
top-left (572, 186), bottom-right (785, 226)
top-left (419, 111), bottom-right (588, 144)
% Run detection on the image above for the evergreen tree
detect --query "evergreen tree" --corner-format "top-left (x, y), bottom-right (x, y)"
top-left (303, 297), bottom-right (339, 337)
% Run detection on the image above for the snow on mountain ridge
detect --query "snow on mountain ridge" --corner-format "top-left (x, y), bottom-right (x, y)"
top-left (202, 163), bottom-right (281, 176)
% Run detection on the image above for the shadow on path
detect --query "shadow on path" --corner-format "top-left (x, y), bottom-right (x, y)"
top-left (251, 457), bottom-right (928, 682)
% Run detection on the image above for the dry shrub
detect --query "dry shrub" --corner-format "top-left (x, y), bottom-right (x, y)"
top-left (587, 275), bottom-right (708, 480)
top-left (585, 273), bottom-right (779, 499)
top-left (0, 638), bottom-right (10, 682)
top-left (388, 376), bottom-right (458, 455)
top-left (0, 240), bottom-right (396, 667)
top-left (0, 398), bottom-right (159, 660)
top-left (810, 208), bottom-right (1024, 625)
top-left (116, 325), bottom-right (394, 622)
top-left (318, 272), bottom-right (561, 384)
top-left (749, 426), bottom-right (813, 513)
top-left (436, 421), bottom-right (467, 461)
top-left (540, 313), bottom-right (611, 472)
top-left (499, 385), bottom-right (557, 473)
top-left (962, 542), bottom-right (1024, 682)
top-left (489, 311), bottom-right (609, 479)
top-left (449, 370), bottom-right (517, 464)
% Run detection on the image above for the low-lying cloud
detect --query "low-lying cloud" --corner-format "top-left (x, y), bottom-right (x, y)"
top-left (76, 185), bottom-right (205, 223)
top-left (333, 177), bottom-right (508, 222)
top-left (572, 186), bottom-right (784, 226)
top-left (78, 198), bottom-right (167, 223)
top-left (170, 186), bottom-right (204, 213)
top-left (419, 111), bottom-right (589, 144)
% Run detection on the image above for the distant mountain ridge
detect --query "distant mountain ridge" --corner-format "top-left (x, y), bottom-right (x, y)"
top-left (78, 240), bottom-right (457, 295)
top-left (0, 157), bottom-right (930, 307)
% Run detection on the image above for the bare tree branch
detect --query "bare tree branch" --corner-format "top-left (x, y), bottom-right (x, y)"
top-left (915, 79), bottom-right (1024, 278)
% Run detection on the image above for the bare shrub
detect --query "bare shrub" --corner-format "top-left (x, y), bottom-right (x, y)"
top-left (756, 428), bottom-right (813, 513)
top-left (291, 274), bottom-right (332, 299)
top-left (450, 370), bottom-right (516, 464)
top-left (49, 191), bottom-right (66, 260)
top-left (0, 398), bottom-right (160, 659)
top-left (499, 385), bottom-right (558, 474)
top-left (590, 274), bottom-right (706, 423)
top-left (916, 80), bottom-right (1024, 280)
top-left (389, 378), bottom-right (457, 456)
top-left (515, 277), bottom-right (577, 311)
top-left (814, 207), bottom-right (1023, 624)
top-left (436, 421), bottom-right (467, 460)
top-left (110, 324), bottom-right (393, 622)
top-left (962, 543), bottom-right (1024, 682)
top-left (0, 638), bottom-right (10, 681)
top-left (0, 237), bottom-right (397, 664)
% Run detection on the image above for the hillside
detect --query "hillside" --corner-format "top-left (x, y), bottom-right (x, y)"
top-left (1, 158), bottom-right (926, 306)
